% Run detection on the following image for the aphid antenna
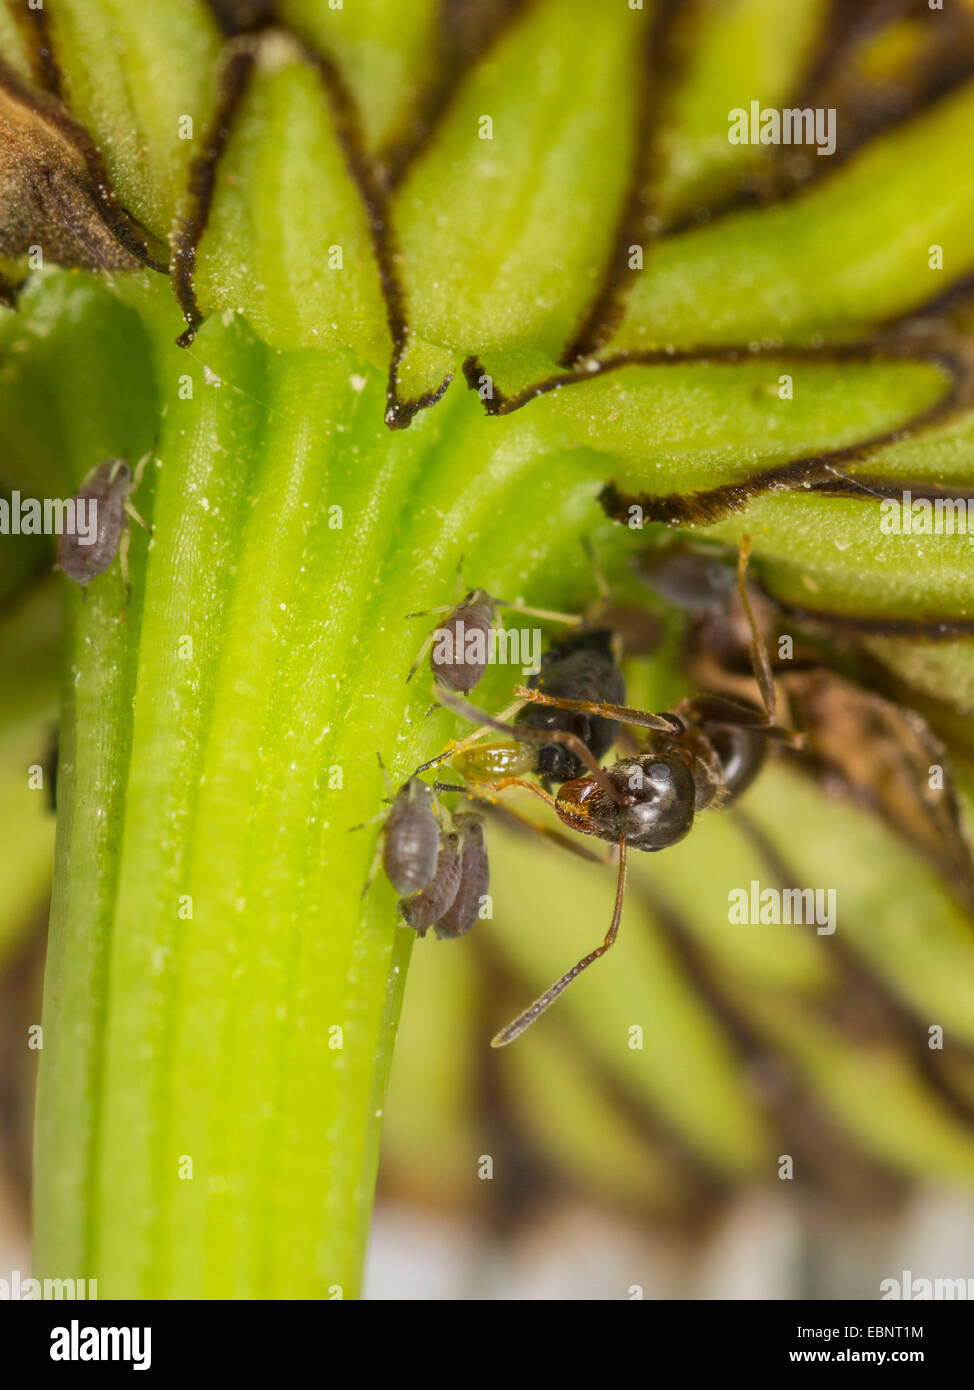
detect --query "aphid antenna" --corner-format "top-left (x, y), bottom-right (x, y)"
top-left (492, 596), bottom-right (583, 625)
top-left (491, 837), bottom-right (628, 1047)
top-left (580, 534), bottom-right (611, 603)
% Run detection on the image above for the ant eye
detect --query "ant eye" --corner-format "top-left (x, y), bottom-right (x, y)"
top-left (618, 756), bottom-right (695, 850)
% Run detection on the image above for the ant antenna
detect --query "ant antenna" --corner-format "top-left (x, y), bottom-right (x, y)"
top-left (491, 839), bottom-right (628, 1046)
top-left (736, 535), bottom-right (777, 721)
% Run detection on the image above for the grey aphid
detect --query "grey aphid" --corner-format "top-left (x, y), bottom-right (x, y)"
top-left (57, 455), bottom-right (151, 593)
top-left (434, 814), bottom-right (488, 939)
top-left (382, 777), bottom-right (439, 895)
top-left (399, 831), bottom-right (462, 936)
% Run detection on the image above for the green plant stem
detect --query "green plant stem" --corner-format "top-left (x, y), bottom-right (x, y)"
top-left (32, 288), bottom-right (625, 1297)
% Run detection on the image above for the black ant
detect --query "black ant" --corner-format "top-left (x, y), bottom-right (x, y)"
top-left (432, 538), bottom-right (797, 1047)
top-left (413, 543), bottom-right (658, 787)
top-left (415, 624), bottom-right (628, 787)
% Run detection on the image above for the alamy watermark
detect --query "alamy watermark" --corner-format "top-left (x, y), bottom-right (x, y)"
top-left (728, 101), bottom-right (836, 156)
top-left (0, 491), bottom-right (97, 544)
top-left (432, 621), bottom-right (541, 676)
top-left (879, 492), bottom-right (974, 536)
top-left (881, 1270), bottom-right (974, 1300)
top-left (728, 880), bottom-right (836, 935)
top-left (0, 1268), bottom-right (98, 1299)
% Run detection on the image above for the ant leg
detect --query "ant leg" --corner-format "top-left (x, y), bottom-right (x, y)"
top-left (435, 688), bottom-right (625, 804)
top-left (491, 839), bottom-right (628, 1046)
top-left (514, 686), bottom-right (679, 735)
top-left (483, 800), bottom-right (608, 864)
top-left (413, 698), bottom-right (525, 775)
top-left (737, 534), bottom-right (776, 721)
top-left (434, 775), bottom-right (559, 812)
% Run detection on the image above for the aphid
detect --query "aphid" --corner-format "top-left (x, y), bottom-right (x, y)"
top-left (381, 776), bottom-right (440, 895)
top-left (399, 830), bottom-right (462, 936)
top-left (434, 813), bottom-right (489, 939)
top-left (433, 538), bottom-right (795, 1046)
top-left (406, 586), bottom-right (580, 695)
top-left (56, 454), bottom-right (152, 597)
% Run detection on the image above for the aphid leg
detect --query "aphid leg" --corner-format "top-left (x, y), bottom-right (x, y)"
top-left (124, 500), bottom-right (152, 535)
top-left (435, 687), bottom-right (625, 804)
top-left (737, 534), bottom-right (776, 720)
top-left (359, 837), bottom-right (384, 900)
top-left (349, 754), bottom-right (394, 831)
top-left (118, 523), bottom-right (132, 607)
top-left (413, 698), bottom-right (526, 775)
top-left (406, 631), bottom-right (436, 684)
top-left (491, 839), bottom-right (628, 1046)
top-left (514, 686), bottom-right (679, 735)
top-left (131, 449), bottom-right (153, 490)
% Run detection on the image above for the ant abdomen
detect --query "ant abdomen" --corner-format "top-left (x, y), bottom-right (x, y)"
top-left (516, 627), bottom-right (626, 783)
top-left (703, 722), bottom-right (767, 802)
top-left (681, 694), bottom-right (771, 806)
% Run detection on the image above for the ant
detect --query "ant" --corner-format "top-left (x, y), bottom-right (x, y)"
top-left (413, 544), bottom-right (659, 788)
top-left (432, 538), bottom-right (798, 1047)
top-left (415, 624), bottom-right (628, 787)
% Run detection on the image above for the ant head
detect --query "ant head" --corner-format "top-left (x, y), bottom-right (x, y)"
top-left (612, 755), bottom-right (695, 851)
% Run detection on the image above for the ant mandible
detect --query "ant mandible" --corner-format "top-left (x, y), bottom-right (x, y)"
top-left (433, 537), bottom-right (799, 1047)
